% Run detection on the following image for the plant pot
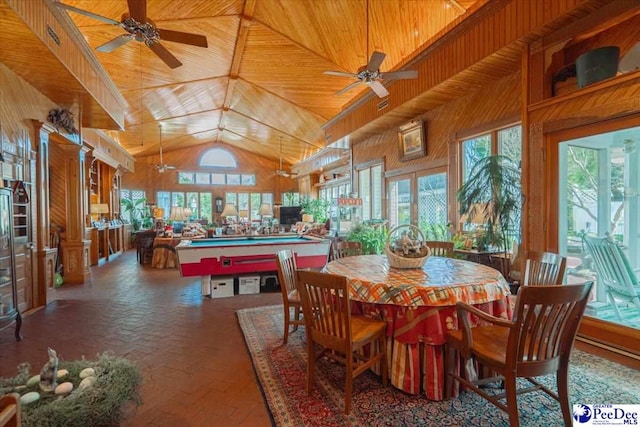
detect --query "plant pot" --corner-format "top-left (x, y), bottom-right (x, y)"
top-left (576, 46), bottom-right (620, 88)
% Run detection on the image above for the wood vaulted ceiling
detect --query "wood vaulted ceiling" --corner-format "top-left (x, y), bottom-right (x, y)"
top-left (56, 0), bottom-right (481, 168)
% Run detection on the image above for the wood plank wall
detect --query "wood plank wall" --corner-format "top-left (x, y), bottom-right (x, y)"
top-left (353, 71), bottom-right (521, 222)
top-left (3, 0), bottom-right (126, 130)
top-left (121, 143), bottom-right (299, 205)
top-left (326, 0), bottom-right (598, 142)
top-left (526, 74), bottom-right (640, 253)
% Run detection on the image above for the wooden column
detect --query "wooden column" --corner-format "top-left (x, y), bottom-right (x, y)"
top-left (55, 140), bottom-right (91, 284)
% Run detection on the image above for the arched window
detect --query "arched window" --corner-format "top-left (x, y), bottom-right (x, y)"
top-left (200, 148), bottom-right (237, 168)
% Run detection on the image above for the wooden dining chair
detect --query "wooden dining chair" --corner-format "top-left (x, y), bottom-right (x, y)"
top-left (296, 270), bottom-right (388, 414)
top-left (425, 241), bottom-right (454, 258)
top-left (0, 393), bottom-right (21, 427)
top-left (522, 251), bottom-right (567, 286)
top-left (275, 249), bottom-right (304, 345)
top-left (331, 241), bottom-right (363, 260)
top-left (445, 281), bottom-right (593, 427)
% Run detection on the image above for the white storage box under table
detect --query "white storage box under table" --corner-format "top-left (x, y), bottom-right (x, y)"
top-left (201, 276), bottom-right (234, 298)
top-left (238, 275), bottom-right (260, 295)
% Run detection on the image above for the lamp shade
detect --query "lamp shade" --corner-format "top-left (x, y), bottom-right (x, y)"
top-left (221, 203), bottom-right (238, 217)
top-left (302, 214), bottom-right (314, 223)
top-left (169, 206), bottom-right (188, 221)
top-left (90, 203), bottom-right (109, 214)
top-left (258, 203), bottom-right (273, 217)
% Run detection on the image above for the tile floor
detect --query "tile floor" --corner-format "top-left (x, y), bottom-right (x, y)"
top-left (0, 250), bottom-right (282, 426)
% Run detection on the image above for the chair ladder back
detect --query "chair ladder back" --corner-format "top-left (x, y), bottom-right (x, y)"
top-left (522, 251), bottom-right (566, 286)
top-left (276, 249), bottom-right (297, 295)
top-left (511, 283), bottom-right (593, 373)
top-left (297, 270), bottom-right (350, 352)
top-left (332, 241), bottom-right (363, 260)
top-left (425, 241), bottom-right (454, 258)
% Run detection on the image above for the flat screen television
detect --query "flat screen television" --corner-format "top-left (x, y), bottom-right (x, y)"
top-left (279, 206), bottom-right (302, 226)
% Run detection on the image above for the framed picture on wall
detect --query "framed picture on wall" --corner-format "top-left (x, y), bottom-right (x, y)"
top-left (398, 120), bottom-right (426, 162)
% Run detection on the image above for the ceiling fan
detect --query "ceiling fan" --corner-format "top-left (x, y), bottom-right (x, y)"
top-left (56, 0), bottom-right (208, 69)
top-left (275, 138), bottom-right (296, 178)
top-left (155, 125), bottom-right (176, 173)
top-left (324, 51), bottom-right (418, 98)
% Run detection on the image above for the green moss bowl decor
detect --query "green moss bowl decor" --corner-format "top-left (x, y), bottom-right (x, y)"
top-left (0, 352), bottom-right (142, 427)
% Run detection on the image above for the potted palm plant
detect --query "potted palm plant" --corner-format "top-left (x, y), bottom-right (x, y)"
top-left (456, 155), bottom-right (522, 255)
top-left (120, 197), bottom-right (151, 231)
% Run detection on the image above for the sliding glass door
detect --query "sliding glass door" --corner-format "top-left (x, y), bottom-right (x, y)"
top-left (558, 125), bottom-right (639, 331)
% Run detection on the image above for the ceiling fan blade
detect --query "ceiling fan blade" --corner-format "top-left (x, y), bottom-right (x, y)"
top-left (96, 34), bottom-right (134, 52)
top-left (367, 51), bottom-right (386, 71)
top-left (158, 29), bottom-right (208, 48)
top-left (56, 3), bottom-right (122, 25)
top-left (127, 0), bottom-right (147, 23)
top-left (148, 42), bottom-right (182, 69)
top-left (166, 165), bottom-right (177, 170)
top-left (324, 70), bottom-right (358, 78)
top-left (368, 80), bottom-right (389, 98)
top-left (383, 70), bottom-right (418, 80)
top-left (336, 80), bottom-right (362, 95)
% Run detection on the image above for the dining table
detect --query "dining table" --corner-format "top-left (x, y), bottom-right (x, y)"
top-left (323, 254), bottom-right (511, 401)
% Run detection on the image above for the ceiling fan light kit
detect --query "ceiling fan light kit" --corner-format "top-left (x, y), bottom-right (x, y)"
top-left (155, 125), bottom-right (176, 173)
top-left (56, 0), bottom-right (208, 69)
top-left (324, 51), bottom-right (418, 98)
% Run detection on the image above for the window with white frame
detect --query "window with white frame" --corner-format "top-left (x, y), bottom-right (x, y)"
top-left (226, 192), bottom-right (273, 221)
top-left (120, 189), bottom-right (146, 223)
top-left (358, 164), bottom-right (383, 221)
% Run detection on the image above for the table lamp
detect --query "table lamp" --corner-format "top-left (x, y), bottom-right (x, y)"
top-left (302, 214), bottom-right (313, 223)
top-left (258, 203), bottom-right (273, 218)
top-left (90, 203), bottom-right (109, 223)
top-left (221, 203), bottom-right (239, 222)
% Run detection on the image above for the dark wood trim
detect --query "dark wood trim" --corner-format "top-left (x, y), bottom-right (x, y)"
top-left (529, 70), bottom-right (640, 113)
top-left (355, 158), bottom-right (384, 171)
top-left (384, 157), bottom-right (447, 178)
top-left (454, 115), bottom-right (521, 141)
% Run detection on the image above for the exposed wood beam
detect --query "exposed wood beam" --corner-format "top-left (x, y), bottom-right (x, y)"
top-left (228, 109), bottom-right (324, 149)
top-left (543, 0), bottom-right (640, 47)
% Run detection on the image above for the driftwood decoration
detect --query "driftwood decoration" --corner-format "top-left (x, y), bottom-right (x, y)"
top-left (47, 108), bottom-right (78, 134)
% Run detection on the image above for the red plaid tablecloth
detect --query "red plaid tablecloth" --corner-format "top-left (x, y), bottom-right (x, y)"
top-left (324, 255), bottom-right (512, 400)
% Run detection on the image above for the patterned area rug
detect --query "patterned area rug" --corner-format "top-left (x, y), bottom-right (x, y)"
top-left (238, 304), bottom-right (640, 427)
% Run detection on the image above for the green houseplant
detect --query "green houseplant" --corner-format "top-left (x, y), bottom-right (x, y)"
top-left (456, 154), bottom-right (521, 254)
top-left (299, 196), bottom-right (329, 224)
top-left (120, 197), bottom-right (152, 231)
top-left (346, 221), bottom-right (389, 255)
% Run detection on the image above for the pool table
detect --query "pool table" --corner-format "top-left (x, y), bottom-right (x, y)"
top-left (175, 235), bottom-right (331, 277)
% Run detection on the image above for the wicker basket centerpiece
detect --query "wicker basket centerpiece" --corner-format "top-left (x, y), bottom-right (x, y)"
top-left (385, 225), bottom-right (431, 269)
